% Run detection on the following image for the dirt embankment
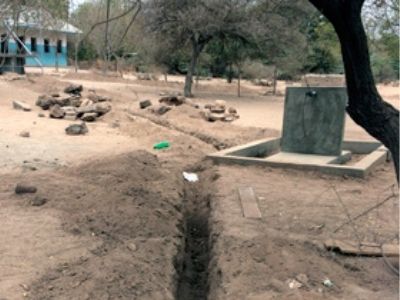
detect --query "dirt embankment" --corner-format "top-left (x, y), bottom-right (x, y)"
top-left (3, 151), bottom-right (184, 300)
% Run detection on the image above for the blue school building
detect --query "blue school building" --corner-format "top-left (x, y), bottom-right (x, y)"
top-left (0, 9), bottom-right (80, 72)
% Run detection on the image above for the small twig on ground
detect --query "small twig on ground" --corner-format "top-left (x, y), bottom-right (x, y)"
top-left (334, 192), bottom-right (398, 233)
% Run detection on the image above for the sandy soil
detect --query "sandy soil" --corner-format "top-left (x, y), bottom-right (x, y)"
top-left (0, 71), bottom-right (398, 300)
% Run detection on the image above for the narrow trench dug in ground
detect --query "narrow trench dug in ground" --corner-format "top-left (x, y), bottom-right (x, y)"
top-left (175, 169), bottom-right (214, 300)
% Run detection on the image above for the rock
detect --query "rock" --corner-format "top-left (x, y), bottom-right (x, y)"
top-left (49, 104), bottom-right (65, 119)
top-left (31, 196), bottom-right (47, 206)
top-left (151, 105), bottom-right (171, 115)
top-left (88, 93), bottom-right (111, 102)
top-left (204, 111), bottom-right (225, 122)
top-left (159, 96), bottom-right (185, 106)
top-left (13, 100), bottom-right (31, 111)
top-left (80, 99), bottom-right (94, 107)
top-left (215, 99), bottom-right (227, 107)
top-left (15, 184), bottom-right (37, 194)
top-left (228, 107), bottom-right (237, 114)
top-left (51, 93), bottom-right (60, 97)
top-left (19, 131), bottom-right (30, 138)
top-left (183, 98), bottom-right (200, 108)
top-left (81, 112), bottom-right (98, 122)
top-left (65, 122), bottom-right (88, 135)
top-left (295, 274), bottom-right (309, 285)
top-left (67, 96), bottom-right (82, 108)
top-left (64, 84), bottom-right (83, 95)
top-left (64, 114), bottom-right (77, 121)
top-left (36, 95), bottom-right (56, 110)
top-left (140, 99), bottom-right (152, 109)
top-left (210, 105), bottom-right (225, 114)
top-left (62, 107), bottom-right (78, 120)
top-left (77, 102), bottom-right (111, 116)
top-left (38, 113), bottom-right (46, 118)
top-left (61, 106), bottom-right (77, 113)
top-left (127, 242), bottom-right (137, 252)
top-left (223, 115), bottom-right (235, 122)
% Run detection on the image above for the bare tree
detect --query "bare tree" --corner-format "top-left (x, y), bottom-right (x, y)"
top-left (308, 0), bottom-right (399, 181)
top-left (149, 0), bottom-right (253, 97)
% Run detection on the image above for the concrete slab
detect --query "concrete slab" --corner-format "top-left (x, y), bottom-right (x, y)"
top-left (265, 151), bottom-right (351, 165)
top-left (208, 139), bottom-right (387, 178)
top-left (281, 87), bottom-right (347, 156)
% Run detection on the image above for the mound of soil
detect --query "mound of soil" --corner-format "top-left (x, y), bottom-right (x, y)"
top-left (11, 150), bottom-right (186, 299)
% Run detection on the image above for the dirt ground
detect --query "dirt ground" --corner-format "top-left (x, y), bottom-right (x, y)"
top-left (0, 71), bottom-right (398, 300)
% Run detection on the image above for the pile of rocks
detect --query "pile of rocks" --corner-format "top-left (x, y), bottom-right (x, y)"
top-left (36, 84), bottom-right (112, 122)
top-left (139, 93), bottom-right (186, 116)
top-left (202, 100), bottom-right (239, 122)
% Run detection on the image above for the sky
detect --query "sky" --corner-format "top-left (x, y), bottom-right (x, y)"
top-left (69, 0), bottom-right (88, 12)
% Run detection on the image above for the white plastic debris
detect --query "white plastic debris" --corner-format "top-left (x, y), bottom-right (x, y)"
top-left (183, 172), bottom-right (199, 182)
top-left (322, 278), bottom-right (333, 287)
top-left (287, 279), bottom-right (302, 289)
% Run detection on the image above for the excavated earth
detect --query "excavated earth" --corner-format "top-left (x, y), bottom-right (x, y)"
top-left (0, 74), bottom-right (398, 300)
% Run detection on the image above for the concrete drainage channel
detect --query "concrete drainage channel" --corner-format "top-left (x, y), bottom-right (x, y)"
top-left (175, 171), bottom-right (213, 300)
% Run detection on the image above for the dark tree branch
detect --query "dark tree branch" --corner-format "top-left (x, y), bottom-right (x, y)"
top-left (308, 0), bottom-right (399, 181)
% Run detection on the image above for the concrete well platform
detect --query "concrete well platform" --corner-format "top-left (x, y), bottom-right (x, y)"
top-left (208, 138), bottom-right (389, 178)
top-left (265, 151), bottom-right (352, 165)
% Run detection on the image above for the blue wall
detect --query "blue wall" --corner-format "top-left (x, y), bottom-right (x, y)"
top-left (8, 41), bottom-right (68, 67)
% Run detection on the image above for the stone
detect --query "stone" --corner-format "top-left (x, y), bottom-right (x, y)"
top-left (77, 103), bottom-right (111, 116)
top-left (228, 107), bottom-right (237, 114)
top-left (215, 99), bottom-right (227, 107)
top-left (64, 112), bottom-right (77, 121)
top-left (65, 122), bottom-right (88, 135)
top-left (38, 113), bottom-right (46, 118)
top-left (64, 84), bottom-right (83, 95)
top-left (19, 131), bottom-right (30, 138)
top-left (159, 96), bottom-right (185, 106)
top-left (13, 100), bottom-right (31, 111)
top-left (51, 93), bottom-right (60, 97)
top-left (81, 112), bottom-right (98, 122)
top-left (151, 105), bottom-right (171, 115)
top-left (31, 196), bottom-right (47, 206)
top-left (140, 99), bottom-right (152, 109)
top-left (88, 93), bottom-right (111, 102)
top-left (49, 104), bottom-right (65, 119)
top-left (210, 105), bottom-right (225, 113)
top-left (68, 96), bottom-right (82, 107)
top-left (281, 87), bottom-right (347, 156)
top-left (204, 111), bottom-right (225, 122)
top-left (61, 106), bottom-right (77, 113)
top-left (127, 242), bottom-right (137, 252)
top-left (15, 184), bottom-right (37, 194)
top-left (36, 95), bottom-right (56, 110)
top-left (80, 99), bottom-right (94, 107)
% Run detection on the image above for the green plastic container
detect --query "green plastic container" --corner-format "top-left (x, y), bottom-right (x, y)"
top-left (153, 141), bottom-right (170, 150)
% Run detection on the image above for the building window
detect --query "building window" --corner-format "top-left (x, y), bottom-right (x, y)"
top-left (0, 34), bottom-right (8, 54)
top-left (17, 36), bottom-right (25, 54)
top-left (44, 39), bottom-right (50, 53)
top-left (31, 37), bottom-right (37, 52)
top-left (57, 40), bottom-right (62, 54)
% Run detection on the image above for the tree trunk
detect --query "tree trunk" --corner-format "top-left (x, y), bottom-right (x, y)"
top-left (74, 38), bottom-right (79, 73)
top-left (272, 66), bottom-right (277, 95)
top-left (103, 0), bottom-right (111, 75)
top-left (309, 0), bottom-right (399, 181)
top-left (237, 65), bottom-right (241, 97)
top-left (227, 64), bottom-right (233, 83)
top-left (184, 39), bottom-right (201, 98)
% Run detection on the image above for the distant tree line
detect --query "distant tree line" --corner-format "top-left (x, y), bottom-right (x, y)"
top-left (70, 0), bottom-right (398, 91)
